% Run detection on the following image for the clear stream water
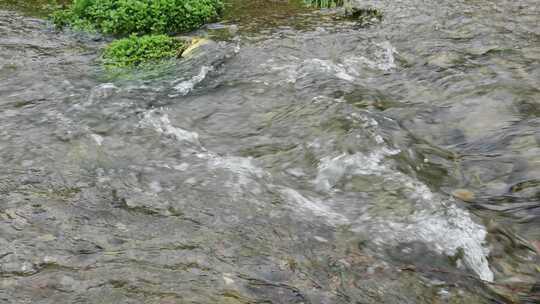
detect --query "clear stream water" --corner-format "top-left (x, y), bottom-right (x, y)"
top-left (0, 0), bottom-right (539, 303)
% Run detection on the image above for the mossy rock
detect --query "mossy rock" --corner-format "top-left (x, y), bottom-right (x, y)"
top-left (51, 0), bottom-right (223, 36)
top-left (181, 37), bottom-right (212, 58)
top-left (343, 1), bottom-right (383, 24)
top-left (102, 34), bottom-right (187, 68)
top-left (349, 7), bottom-right (382, 21)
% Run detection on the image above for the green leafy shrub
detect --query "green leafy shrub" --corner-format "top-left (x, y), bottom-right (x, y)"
top-left (102, 34), bottom-right (186, 67)
top-left (304, 0), bottom-right (344, 8)
top-left (51, 0), bottom-right (223, 36)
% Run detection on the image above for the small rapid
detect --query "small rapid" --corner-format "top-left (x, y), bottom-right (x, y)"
top-left (1, 1), bottom-right (539, 303)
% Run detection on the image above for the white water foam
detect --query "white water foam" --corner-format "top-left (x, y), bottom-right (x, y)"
top-left (264, 41), bottom-right (397, 85)
top-left (208, 156), bottom-right (266, 187)
top-left (139, 110), bottom-right (270, 198)
top-left (344, 41), bottom-right (397, 72)
top-left (314, 148), bottom-right (494, 282)
top-left (279, 187), bottom-right (350, 226)
top-left (266, 58), bottom-right (356, 84)
top-left (305, 58), bottom-right (357, 82)
top-left (209, 156), bottom-right (267, 196)
top-left (90, 134), bottom-right (104, 146)
top-left (375, 205), bottom-right (493, 282)
top-left (315, 148), bottom-right (399, 192)
top-left (173, 66), bottom-right (213, 95)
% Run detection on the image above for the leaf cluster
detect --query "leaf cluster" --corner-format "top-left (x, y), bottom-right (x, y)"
top-left (51, 0), bottom-right (223, 36)
top-left (50, 0), bottom-right (222, 68)
top-left (102, 34), bottom-right (186, 67)
top-left (304, 0), bottom-right (344, 9)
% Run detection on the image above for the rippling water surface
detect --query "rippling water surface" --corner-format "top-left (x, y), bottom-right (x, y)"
top-left (1, 0), bottom-right (539, 303)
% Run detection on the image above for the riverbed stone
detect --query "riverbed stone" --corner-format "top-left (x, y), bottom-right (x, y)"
top-left (181, 37), bottom-right (213, 58)
top-left (452, 189), bottom-right (475, 202)
top-left (345, 0), bottom-right (383, 13)
top-left (427, 51), bottom-right (463, 68)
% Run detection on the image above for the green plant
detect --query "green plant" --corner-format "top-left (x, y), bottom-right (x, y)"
top-left (349, 7), bottom-right (383, 23)
top-left (51, 0), bottom-right (223, 36)
top-left (304, 0), bottom-right (384, 26)
top-left (304, 0), bottom-right (344, 8)
top-left (102, 34), bottom-right (186, 68)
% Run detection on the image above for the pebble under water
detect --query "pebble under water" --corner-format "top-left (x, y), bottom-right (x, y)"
top-left (0, 0), bottom-right (539, 303)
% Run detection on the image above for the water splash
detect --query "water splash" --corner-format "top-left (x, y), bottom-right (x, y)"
top-left (315, 148), bottom-right (399, 191)
top-left (172, 65), bottom-right (213, 95)
top-left (208, 156), bottom-right (266, 186)
top-left (315, 148), bottom-right (494, 282)
top-left (279, 187), bottom-right (350, 226)
top-left (306, 58), bottom-right (357, 82)
top-left (90, 133), bottom-right (104, 146)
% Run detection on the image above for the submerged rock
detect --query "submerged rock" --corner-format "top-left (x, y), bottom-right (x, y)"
top-left (181, 37), bottom-right (212, 58)
top-left (345, 0), bottom-right (383, 16)
top-left (452, 189), bottom-right (476, 202)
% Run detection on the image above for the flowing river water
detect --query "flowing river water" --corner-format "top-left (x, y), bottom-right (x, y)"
top-left (1, 0), bottom-right (539, 303)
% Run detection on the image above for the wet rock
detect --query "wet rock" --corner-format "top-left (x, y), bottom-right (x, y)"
top-left (466, 45), bottom-right (503, 56)
top-left (532, 240), bottom-right (540, 254)
top-left (427, 51), bottom-right (463, 68)
top-left (452, 189), bottom-right (475, 202)
top-left (36, 234), bottom-right (57, 242)
top-left (522, 46), bottom-right (540, 60)
top-left (0, 254), bottom-right (36, 276)
top-left (342, 1), bottom-right (384, 26)
top-left (223, 273), bottom-right (235, 285)
top-left (206, 24), bottom-right (238, 41)
top-left (181, 37), bottom-right (212, 58)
